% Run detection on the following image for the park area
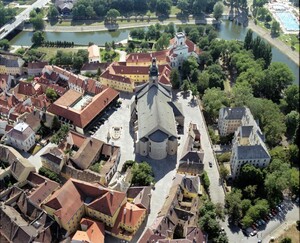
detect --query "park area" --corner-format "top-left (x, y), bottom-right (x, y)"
top-left (273, 224), bottom-right (300, 243)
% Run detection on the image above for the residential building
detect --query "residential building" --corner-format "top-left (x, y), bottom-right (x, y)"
top-left (178, 123), bottom-right (204, 175)
top-left (69, 136), bottom-right (121, 185)
top-left (126, 186), bottom-right (151, 213)
top-left (0, 185), bottom-right (61, 243)
top-left (138, 174), bottom-right (204, 243)
top-left (168, 32), bottom-right (201, 68)
top-left (218, 107), bottom-right (246, 136)
top-left (0, 74), bottom-right (14, 93)
top-left (219, 107), bottom-right (272, 178)
top-left (88, 44), bottom-right (100, 63)
top-left (41, 147), bottom-right (67, 174)
top-left (100, 62), bottom-right (172, 92)
top-left (55, 0), bottom-right (77, 13)
top-left (0, 54), bottom-right (24, 76)
top-left (42, 178), bottom-right (147, 240)
top-left (131, 58), bottom-right (183, 160)
top-left (6, 122), bottom-right (36, 152)
top-left (71, 218), bottom-right (105, 243)
top-left (10, 157), bottom-right (35, 182)
top-left (80, 62), bottom-right (108, 75)
top-left (27, 61), bottom-right (48, 76)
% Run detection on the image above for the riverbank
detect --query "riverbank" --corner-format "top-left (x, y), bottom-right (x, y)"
top-left (23, 18), bottom-right (217, 33)
top-left (248, 20), bottom-right (299, 66)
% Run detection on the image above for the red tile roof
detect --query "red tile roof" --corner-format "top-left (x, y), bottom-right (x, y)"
top-left (126, 50), bottom-right (169, 64)
top-left (48, 87), bottom-right (119, 129)
top-left (118, 202), bottom-right (146, 228)
top-left (72, 218), bottom-right (105, 243)
top-left (43, 179), bottom-right (126, 226)
top-left (28, 61), bottom-right (48, 69)
top-left (101, 70), bottom-right (131, 84)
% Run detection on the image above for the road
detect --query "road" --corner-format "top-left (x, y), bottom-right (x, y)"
top-left (0, 0), bottom-right (51, 40)
top-left (220, 199), bottom-right (299, 243)
top-left (28, 17), bottom-right (217, 33)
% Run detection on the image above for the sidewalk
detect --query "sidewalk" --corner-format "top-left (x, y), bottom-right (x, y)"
top-left (248, 20), bottom-right (299, 66)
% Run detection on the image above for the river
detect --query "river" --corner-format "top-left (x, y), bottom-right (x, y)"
top-left (9, 21), bottom-right (299, 83)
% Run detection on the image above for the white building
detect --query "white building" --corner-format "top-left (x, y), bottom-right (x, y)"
top-left (218, 107), bottom-right (246, 136)
top-left (168, 32), bottom-right (200, 69)
top-left (88, 44), bottom-right (100, 63)
top-left (6, 122), bottom-right (36, 152)
top-left (131, 58), bottom-right (184, 160)
top-left (222, 107), bottom-right (271, 178)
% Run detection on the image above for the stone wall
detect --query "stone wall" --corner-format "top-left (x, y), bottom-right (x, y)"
top-left (61, 164), bottom-right (101, 183)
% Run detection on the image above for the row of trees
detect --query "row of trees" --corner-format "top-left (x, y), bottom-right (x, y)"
top-left (43, 41), bottom-right (75, 48)
top-left (0, 2), bottom-right (16, 27)
top-left (177, 0), bottom-right (222, 16)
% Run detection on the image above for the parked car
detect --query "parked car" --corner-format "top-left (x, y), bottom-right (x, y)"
top-left (252, 225), bottom-right (257, 230)
top-left (250, 230), bottom-right (258, 236)
top-left (209, 161), bottom-right (213, 167)
top-left (257, 221), bottom-right (262, 226)
top-left (269, 213), bottom-right (273, 218)
top-left (260, 219), bottom-right (266, 225)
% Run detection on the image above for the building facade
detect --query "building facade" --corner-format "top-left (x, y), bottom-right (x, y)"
top-left (6, 122), bottom-right (36, 152)
top-left (0, 54), bottom-right (24, 76)
top-left (221, 107), bottom-right (272, 178)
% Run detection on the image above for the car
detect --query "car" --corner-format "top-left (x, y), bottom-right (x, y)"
top-left (260, 219), bottom-right (266, 225)
top-left (209, 161), bottom-right (213, 167)
top-left (277, 205), bottom-right (283, 211)
top-left (257, 221), bottom-right (262, 226)
top-left (264, 216), bottom-right (269, 222)
top-left (271, 211), bottom-right (277, 216)
top-left (250, 230), bottom-right (257, 236)
top-left (252, 225), bottom-right (257, 230)
top-left (269, 213), bottom-right (274, 218)
top-left (242, 229), bottom-right (249, 236)
top-left (258, 240), bottom-right (262, 243)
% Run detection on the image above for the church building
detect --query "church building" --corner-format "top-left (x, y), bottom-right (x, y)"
top-left (130, 58), bottom-right (184, 160)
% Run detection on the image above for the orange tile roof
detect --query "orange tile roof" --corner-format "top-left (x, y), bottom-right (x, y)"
top-left (126, 50), bottom-right (169, 64)
top-left (101, 70), bottom-right (131, 84)
top-left (118, 202), bottom-right (146, 228)
top-left (48, 87), bottom-right (119, 129)
top-left (43, 179), bottom-right (126, 226)
top-left (72, 218), bottom-right (105, 243)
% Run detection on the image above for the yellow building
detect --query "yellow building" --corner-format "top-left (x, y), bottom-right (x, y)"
top-left (0, 54), bottom-right (24, 76)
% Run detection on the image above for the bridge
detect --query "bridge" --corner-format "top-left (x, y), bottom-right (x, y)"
top-left (0, 0), bottom-right (51, 40)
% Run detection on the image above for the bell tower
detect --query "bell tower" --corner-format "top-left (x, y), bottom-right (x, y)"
top-left (149, 58), bottom-right (159, 84)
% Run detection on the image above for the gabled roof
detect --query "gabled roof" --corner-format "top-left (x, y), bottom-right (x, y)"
top-left (6, 122), bottom-right (35, 142)
top-left (28, 61), bottom-right (48, 70)
top-left (118, 202), bottom-right (146, 227)
top-left (136, 83), bottom-right (177, 140)
top-left (10, 158), bottom-right (35, 181)
top-left (72, 218), bottom-right (105, 243)
top-left (221, 107), bottom-right (246, 120)
top-left (237, 145), bottom-right (270, 160)
top-left (41, 147), bottom-right (65, 165)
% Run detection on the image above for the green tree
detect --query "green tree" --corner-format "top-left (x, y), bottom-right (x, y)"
top-left (285, 111), bottom-right (299, 140)
top-left (280, 84), bottom-right (299, 113)
top-left (30, 14), bottom-right (45, 30)
top-left (170, 69), bottom-right (180, 89)
top-left (231, 81), bottom-right (253, 107)
top-left (155, 32), bottom-right (170, 51)
top-left (262, 62), bottom-right (294, 102)
top-left (106, 9), bottom-right (120, 23)
top-left (156, 0), bottom-right (172, 16)
top-left (197, 71), bottom-right (210, 95)
top-left (201, 171), bottom-right (210, 192)
top-left (213, 1), bottom-right (224, 21)
top-left (202, 87), bottom-right (230, 121)
top-left (0, 39), bottom-right (10, 51)
top-left (271, 21), bottom-right (280, 36)
top-left (265, 14), bottom-right (272, 22)
top-left (220, 165), bottom-right (229, 180)
top-left (46, 88), bottom-right (58, 102)
top-left (51, 116), bottom-right (61, 131)
top-left (31, 31), bottom-right (45, 46)
top-left (241, 199), bottom-right (251, 214)
top-left (225, 189), bottom-right (243, 224)
top-left (244, 29), bottom-right (253, 50)
top-left (48, 5), bottom-right (59, 19)
top-left (280, 237), bottom-right (292, 243)
top-left (131, 162), bottom-right (155, 186)
top-left (181, 79), bottom-right (191, 93)
top-left (177, 0), bottom-right (189, 15)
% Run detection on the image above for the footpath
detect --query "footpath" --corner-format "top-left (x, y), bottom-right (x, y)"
top-left (248, 20), bottom-right (299, 66)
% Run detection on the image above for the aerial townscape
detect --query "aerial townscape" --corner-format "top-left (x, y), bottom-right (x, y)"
top-left (0, 0), bottom-right (299, 242)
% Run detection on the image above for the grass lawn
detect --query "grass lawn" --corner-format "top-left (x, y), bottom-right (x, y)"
top-left (223, 79), bottom-right (231, 92)
top-left (100, 49), bottom-right (120, 62)
top-left (170, 6), bottom-right (180, 15)
top-left (31, 144), bottom-right (42, 155)
top-left (278, 34), bottom-right (300, 52)
top-left (274, 224), bottom-right (300, 243)
top-left (33, 47), bottom-right (85, 60)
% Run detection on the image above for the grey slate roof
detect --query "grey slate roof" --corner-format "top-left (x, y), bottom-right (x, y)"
top-left (148, 129), bottom-right (168, 142)
top-left (237, 145), bottom-right (270, 160)
top-left (240, 126), bottom-right (253, 138)
top-left (223, 107), bottom-right (246, 120)
top-left (136, 83), bottom-right (177, 140)
top-left (0, 55), bottom-right (20, 68)
top-left (168, 101), bottom-right (184, 117)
